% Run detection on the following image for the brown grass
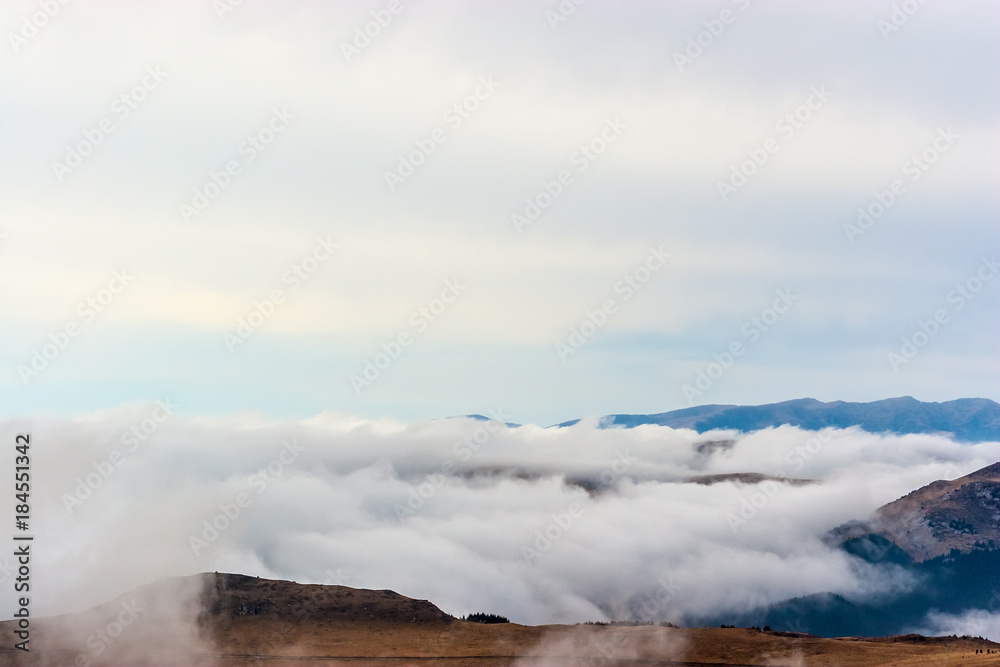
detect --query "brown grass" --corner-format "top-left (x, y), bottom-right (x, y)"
top-left (2, 573), bottom-right (998, 666)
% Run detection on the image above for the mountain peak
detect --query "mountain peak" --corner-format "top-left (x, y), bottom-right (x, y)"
top-left (836, 460), bottom-right (1000, 562)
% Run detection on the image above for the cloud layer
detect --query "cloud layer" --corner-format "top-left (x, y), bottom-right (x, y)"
top-left (3, 406), bottom-right (999, 638)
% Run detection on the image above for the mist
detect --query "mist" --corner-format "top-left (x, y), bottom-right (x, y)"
top-left (2, 404), bottom-right (998, 639)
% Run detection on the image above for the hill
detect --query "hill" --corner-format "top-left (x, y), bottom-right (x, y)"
top-left (699, 461), bottom-right (1000, 637)
top-left (3, 573), bottom-right (1000, 666)
top-left (836, 461), bottom-right (1000, 562)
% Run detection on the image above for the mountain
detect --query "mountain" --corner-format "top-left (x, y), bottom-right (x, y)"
top-left (835, 461), bottom-right (1000, 562)
top-left (2, 572), bottom-right (996, 666)
top-left (556, 397), bottom-right (1000, 442)
top-left (0, 572), bottom-right (457, 667)
top-left (702, 461), bottom-right (1000, 637)
top-left (203, 571), bottom-right (453, 625)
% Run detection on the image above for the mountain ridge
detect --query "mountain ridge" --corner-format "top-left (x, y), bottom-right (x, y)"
top-left (706, 460), bottom-right (1000, 636)
top-left (551, 396), bottom-right (1000, 442)
top-left (834, 460), bottom-right (1000, 563)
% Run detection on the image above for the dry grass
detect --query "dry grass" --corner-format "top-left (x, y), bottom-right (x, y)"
top-left (2, 573), bottom-right (999, 666)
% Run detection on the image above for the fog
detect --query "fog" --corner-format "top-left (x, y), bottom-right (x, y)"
top-left (2, 404), bottom-right (998, 640)
top-left (911, 608), bottom-right (1000, 642)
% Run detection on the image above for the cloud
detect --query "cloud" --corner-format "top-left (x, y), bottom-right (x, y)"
top-left (14, 574), bottom-right (216, 666)
top-left (510, 625), bottom-right (687, 666)
top-left (3, 406), bottom-right (998, 631)
top-left (909, 608), bottom-right (1000, 642)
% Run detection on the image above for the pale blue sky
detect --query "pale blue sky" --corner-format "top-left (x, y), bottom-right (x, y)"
top-left (1, 0), bottom-right (997, 425)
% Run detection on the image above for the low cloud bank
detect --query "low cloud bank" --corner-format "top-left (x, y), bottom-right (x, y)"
top-left (2, 406), bottom-right (998, 638)
top-left (909, 608), bottom-right (1000, 641)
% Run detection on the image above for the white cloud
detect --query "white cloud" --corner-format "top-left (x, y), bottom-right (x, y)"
top-left (910, 608), bottom-right (1000, 642)
top-left (4, 408), bottom-right (998, 628)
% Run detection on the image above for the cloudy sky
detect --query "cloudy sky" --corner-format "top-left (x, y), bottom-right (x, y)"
top-left (2, 3), bottom-right (1000, 647)
top-left (1, 1), bottom-right (998, 425)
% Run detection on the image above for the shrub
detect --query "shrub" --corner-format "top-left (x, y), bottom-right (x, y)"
top-left (462, 612), bottom-right (509, 624)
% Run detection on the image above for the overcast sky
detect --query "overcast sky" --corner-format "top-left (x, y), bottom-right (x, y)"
top-left (1, 0), bottom-right (997, 425)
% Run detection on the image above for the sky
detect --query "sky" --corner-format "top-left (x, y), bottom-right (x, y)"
top-left (1, 2), bottom-right (1000, 647)
top-left (1, 0), bottom-right (998, 426)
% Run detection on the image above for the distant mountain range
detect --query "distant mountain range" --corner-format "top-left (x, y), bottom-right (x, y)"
top-left (552, 397), bottom-right (1000, 442)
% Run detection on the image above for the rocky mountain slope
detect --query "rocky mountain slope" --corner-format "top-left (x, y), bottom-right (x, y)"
top-left (705, 461), bottom-right (1000, 636)
top-left (836, 461), bottom-right (1000, 562)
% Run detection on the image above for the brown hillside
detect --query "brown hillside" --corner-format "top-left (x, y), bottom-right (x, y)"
top-left (3, 573), bottom-right (1000, 666)
top-left (866, 461), bottom-right (1000, 561)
